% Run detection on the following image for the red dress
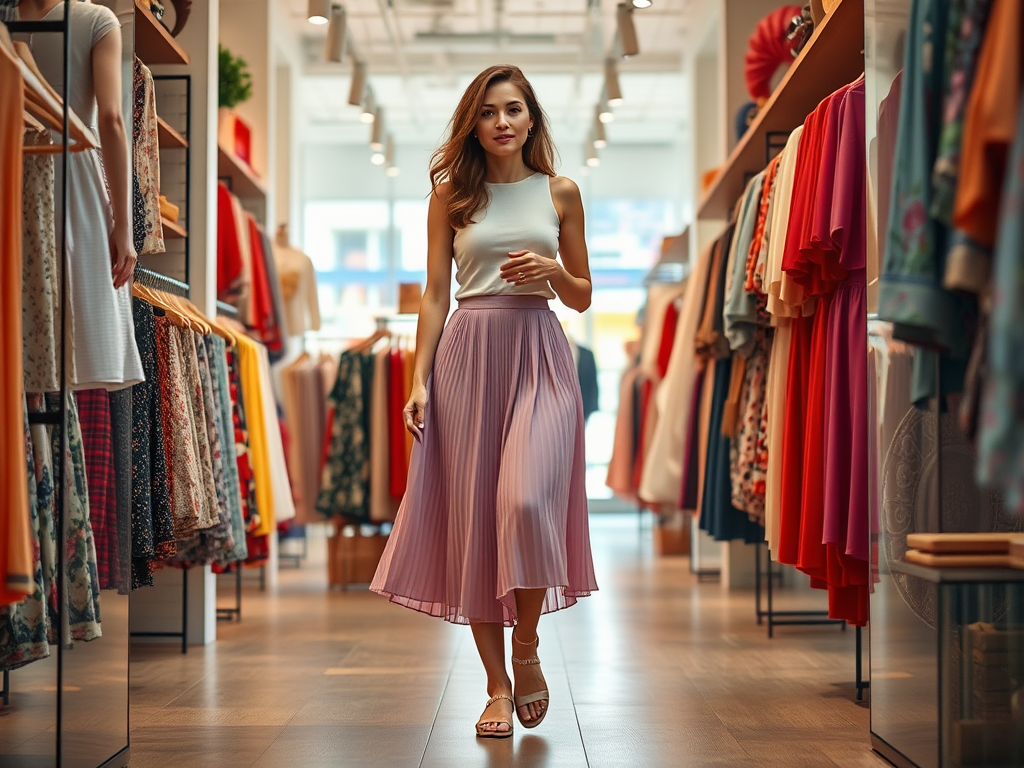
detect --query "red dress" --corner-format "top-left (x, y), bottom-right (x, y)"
top-left (793, 86), bottom-right (853, 583)
top-left (776, 98), bottom-right (826, 568)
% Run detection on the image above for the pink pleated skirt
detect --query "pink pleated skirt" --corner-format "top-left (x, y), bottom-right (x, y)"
top-left (370, 295), bottom-right (598, 625)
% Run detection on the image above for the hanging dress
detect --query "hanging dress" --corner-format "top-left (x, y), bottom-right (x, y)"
top-left (30, 2), bottom-right (143, 391)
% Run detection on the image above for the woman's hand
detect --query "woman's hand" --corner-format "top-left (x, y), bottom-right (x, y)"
top-left (500, 251), bottom-right (562, 286)
top-left (110, 223), bottom-right (137, 289)
top-left (404, 384), bottom-right (427, 442)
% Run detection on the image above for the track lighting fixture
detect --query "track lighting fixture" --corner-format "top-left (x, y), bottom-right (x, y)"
top-left (631, 0), bottom-right (652, 7)
top-left (369, 108), bottom-right (385, 150)
top-left (348, 61), bottom-right (367, 107)
top-left (604, 58), bottom-right (623, 105)
top-left (360, 93), bottom-right (376, 124)
top-left (598, 98), bottom-right (615, 124)
top-left (307, 0), bottom-right (331, 25)
top-left (384, 135), bottom-right (398, 176)
top-left (593, 110), bottom-right (608, 148)
top-left (325, 5), bottom-right (346, 62)
top-left (585, 135), bottom-right (600, 167)
top-left (617, 3), bottom-right (640, 57)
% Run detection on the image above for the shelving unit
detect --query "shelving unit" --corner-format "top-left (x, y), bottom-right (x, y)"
top-left (133, 0), bottom-right (189, 66)
top-left (156, 115), bottom-right (187, 149)
top-left (696, 0), bottom-right (864, 220)
top-left (217, 142), bottom-right (267, 199)
top-left (161, 217), bottom-right (187, 239)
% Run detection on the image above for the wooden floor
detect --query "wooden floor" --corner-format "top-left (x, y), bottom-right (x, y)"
top-left (128, 514), bottom-right (890, 768)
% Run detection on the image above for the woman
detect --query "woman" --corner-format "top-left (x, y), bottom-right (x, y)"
top-left (18, 0), bottom-right (143, 390)
top-left (370, 65), bottom-right (598, 739)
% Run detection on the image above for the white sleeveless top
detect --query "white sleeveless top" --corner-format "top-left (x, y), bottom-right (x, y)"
top-left (452, 172), bottom-right (560, 300)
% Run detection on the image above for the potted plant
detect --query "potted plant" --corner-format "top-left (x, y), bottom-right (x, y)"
top-left (218, 44), bottom-right (255, 168)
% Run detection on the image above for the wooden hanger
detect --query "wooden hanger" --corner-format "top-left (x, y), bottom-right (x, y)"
top-left (347, 328), bottom-right (391, 354)
top-left (133, 283), bottom-right (194, 329)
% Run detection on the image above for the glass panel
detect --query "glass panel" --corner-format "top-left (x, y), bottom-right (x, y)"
top-left (938, 582), bottom-right (1024, 767)
top-left (866, 0), bottom-right (941, 764)
top-left (60, 1), bottom-right (132, 765)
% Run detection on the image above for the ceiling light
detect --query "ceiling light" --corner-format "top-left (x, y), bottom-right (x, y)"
top-left (370, 153), bottom-right (385, 166)
top-left (598, 99), bottom-right (615, 123)
top-left (307, 0), bottom-right (331, 25)
top-left (585, 135), bottom-right (600, 167)
top-left (631, 0), bottom-right (653, 7)
top-left (348, 61), bottom-right (367, 106)
top-left (593, 111), bottom-right (607, 148)
top-left (604, 58), bottom-right (623, 105)
top-left (360, 92), bottom-right (376, 123)
top-left (384, 135), bottom-right (396, 168)
top-left (617, 3), bottom-right (640, 57)
top-left (325, 5), bottom-right (346, 62)
top-left (370, 108), bottom-right (385, 150)
top-left (385, 166), bottom-right (400, 177)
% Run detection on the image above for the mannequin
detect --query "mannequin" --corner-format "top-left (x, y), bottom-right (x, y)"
top-left (272, 222), bottom-right (321, 335)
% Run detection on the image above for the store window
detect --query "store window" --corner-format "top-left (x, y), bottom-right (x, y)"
top-left (303, 194), bottom-right (679, 502)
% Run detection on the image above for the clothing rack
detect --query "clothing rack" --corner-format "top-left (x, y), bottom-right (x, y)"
top-left (130, 266), bottom-right (191, 652)
top-left (754, 543), bottom-right (846, 637)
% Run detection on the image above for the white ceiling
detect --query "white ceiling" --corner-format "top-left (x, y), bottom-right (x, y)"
top-left (287, 0), bottom-right (692, 149)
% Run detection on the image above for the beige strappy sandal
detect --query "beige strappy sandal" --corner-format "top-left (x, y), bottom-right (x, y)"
top-left (511, 630), bottom-right (550, 729)
top-left (475, 693), bottom-right (515, 739)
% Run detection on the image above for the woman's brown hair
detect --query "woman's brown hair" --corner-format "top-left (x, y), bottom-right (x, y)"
top-left (430, 65), bottom-right (558, 229)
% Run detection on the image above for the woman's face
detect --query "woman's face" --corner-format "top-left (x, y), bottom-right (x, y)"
top-left (474, 81), bottom-right (534, 157)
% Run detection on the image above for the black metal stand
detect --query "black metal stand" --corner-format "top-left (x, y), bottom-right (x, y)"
top-left (216, 563), bottom-right (243, 622)
top-left (130, 568), bottom-right (189, 654)
top-left (855, 625), bottom-right (869, 701)
top-left (754, 543), bottom-right (846, 638)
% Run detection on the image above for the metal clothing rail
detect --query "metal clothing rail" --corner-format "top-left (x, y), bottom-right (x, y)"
top-left (216, 299), bottom-right (239, 318)
top-left (134, 265), bottom-right (190, 297)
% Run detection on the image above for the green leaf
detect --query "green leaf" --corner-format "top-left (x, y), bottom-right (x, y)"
top-left (218, 44), bottom-right (253, 110)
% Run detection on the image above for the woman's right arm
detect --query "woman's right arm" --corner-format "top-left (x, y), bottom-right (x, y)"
top-left (405, 186), bottom-right (454, 440)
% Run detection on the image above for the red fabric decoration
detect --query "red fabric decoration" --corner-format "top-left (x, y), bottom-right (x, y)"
top-left (744, 5), bottom-right (802, 102)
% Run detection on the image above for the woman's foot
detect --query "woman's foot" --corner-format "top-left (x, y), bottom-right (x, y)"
top-left (475, 692), bottom-right (514, 738)
top-left (511, 629), bottom-right (550, 728)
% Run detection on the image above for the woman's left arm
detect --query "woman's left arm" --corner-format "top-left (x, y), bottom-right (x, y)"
top-left (500, 177), bottom-right (592, 312)
top-left (549, 177), bottom-right (592, 313)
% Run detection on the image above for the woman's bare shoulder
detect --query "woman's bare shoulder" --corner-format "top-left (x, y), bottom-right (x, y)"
top-left (549, 176), bottom-right (582, 210)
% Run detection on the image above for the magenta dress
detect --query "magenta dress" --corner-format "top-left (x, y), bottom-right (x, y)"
top-left (822, 81), bottom-right (869, 588)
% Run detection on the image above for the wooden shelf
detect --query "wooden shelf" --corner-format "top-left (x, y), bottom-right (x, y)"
top-left (156, 116), bottom-right (187, 149)
top-left (161, 217), bottom-right (187, 239)
top-left (217, 144), bottom-right (267, 200)
top-left (134, 0), bottom-right (189, 66)
top-left (696, 0), bottom-right (864, 220)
